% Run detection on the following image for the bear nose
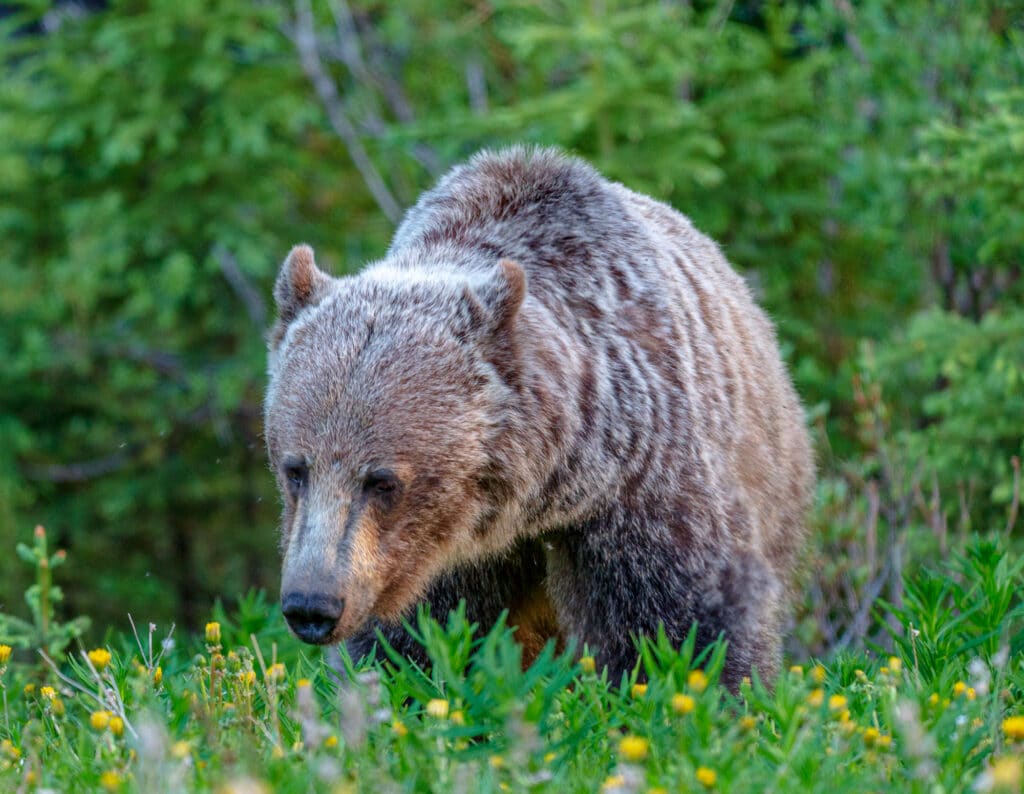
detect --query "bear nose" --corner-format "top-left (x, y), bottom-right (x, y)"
top-left (281, 592), bottom-right (344, 644)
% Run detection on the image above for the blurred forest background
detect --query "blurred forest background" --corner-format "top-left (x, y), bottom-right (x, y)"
top-left (0, 0), bottom-right (1021, 656)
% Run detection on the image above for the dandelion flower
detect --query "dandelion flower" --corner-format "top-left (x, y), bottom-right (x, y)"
top-left (990, 756), bottom-right (1023, 789)
top-left (152, 667), bottom-right (162, 686)
top-left (205, 622), bottom-right (221, 645)
top-left (90, 710), bottom-right (112, 731)
top-left (953, 681), bottom-right (967, 698)
top-left (0, 740), bottom-right (20, 760)
top-left (579, 656), bottom-right (596, 674)
top-left (688, 670), bottom-right (708, 693)
top-left (696, 767), bottom-right (717, 787)
top-left (807, 689), bottom-right (824, 707)
top-left (88, 649), bottom-right (112, 671)
top-left (267, 663), bottom-right (286, 682)
top-left (672, 694), bottom-right (696, 715)
top-left (888, 656), bottom-right (902, 674)
top-left (618, 735), bottom-right (649, 762)
top-left (109, 716), bottom-right (124, 737)
top-left (863, 727), bottom-right (880, 746)
top-left (739, 715), bottom-right (757, 732)
top-left (876, 735), bottom-right (892, 750)
top-left (631, 683), bottom-right (648, 698)
top-left (450, 710), bottom-right (465, 726)
top-left (967, 687), bottom-right (977, 701)
top-left (391, 720), bottom-right (408, 737)
top-left (171, 741), bottom-right (191, 759)
top-left (828, 694), bottom-right (847, 712)
top-left (0, 645), bottom-right (11, 665)
top-left (812, 665), bottom-right (826, 684)
top-left (100, 770), bottom-right (122, 791)
top-left (489, 755), bottom-right (505, 769)
top-left (601, 775), bottom-right (625, 791)
top-left (426, 699), bottom-right (449, 719)
top-left (40, 686), bottom-right (56, 700)
top-left (323, 735), bottom-right (338, 749)
top-left (1002, 716), bottom-right (1024, 741)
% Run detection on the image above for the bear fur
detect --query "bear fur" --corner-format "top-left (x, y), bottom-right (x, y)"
top-left (264, 146), bottom-right (813, 687)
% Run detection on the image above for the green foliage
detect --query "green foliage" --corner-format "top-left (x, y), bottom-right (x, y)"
top-left (0, 525), bottom-right (89, 657)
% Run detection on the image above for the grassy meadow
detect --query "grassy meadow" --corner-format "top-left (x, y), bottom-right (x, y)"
top-left (1, 525), bottom-right (1023, 792)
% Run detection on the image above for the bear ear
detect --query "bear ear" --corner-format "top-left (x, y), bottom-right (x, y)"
top-left (465, 259), bottom-right (527, 337)
top-left (273, 244), bottom-right (331, 326)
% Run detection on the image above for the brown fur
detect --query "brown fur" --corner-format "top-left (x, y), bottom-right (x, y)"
top-left (264, 146), bottom-right (814, 686)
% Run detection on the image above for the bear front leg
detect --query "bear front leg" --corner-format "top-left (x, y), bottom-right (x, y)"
top-left (342, 536), bottom-right (552, 671)
top-left (544, 508), bottom-right (783, 689)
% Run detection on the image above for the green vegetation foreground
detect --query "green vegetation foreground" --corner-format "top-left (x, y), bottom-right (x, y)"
top-left (1, 527), bottom-right (1023, 792)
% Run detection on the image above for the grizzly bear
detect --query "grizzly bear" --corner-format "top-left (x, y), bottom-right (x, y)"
top-left (264, 147), bottom-right (813, 687)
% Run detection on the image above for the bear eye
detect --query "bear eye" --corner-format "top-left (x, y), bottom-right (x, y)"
top-left (283, 460), bottom-right (309, 499)
top-left (363, 469), bottom-right (399, 501)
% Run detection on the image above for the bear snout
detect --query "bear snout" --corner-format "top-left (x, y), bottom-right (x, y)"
top-left (281, 591), bottom-right (345, 644)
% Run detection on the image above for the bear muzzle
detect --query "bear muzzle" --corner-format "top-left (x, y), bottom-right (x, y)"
top-left (281, 591), bottom-right (345, 644)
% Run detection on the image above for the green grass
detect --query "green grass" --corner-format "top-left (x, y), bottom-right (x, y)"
top-left (1, 534), bottom-right (1023, 793)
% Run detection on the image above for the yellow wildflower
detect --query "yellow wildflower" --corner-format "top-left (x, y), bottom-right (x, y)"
top-left (392, 720), bottom-right (408, 737)
top-left (88, 648), bottom-right (112, 671)
top-left (152, 667), bottom-right (162, 686)
top-left (696, 767), bottom-right (717, 787)
top-left (601, 775), bottom-right (625, 791)
top-left (967, 687), bottom-right (977, 701)
top-left (812, 665), bottom-right (826, 684)
top-left (544, 752), bottom-right (556, 764)
top-left (618, 735), bottom-right (649, 762)
top-left (297, 678), bottom-right (311, 688)
top-left (171, 741), bottom-right (191, 759)
top-left (863, 727), bottom-right (880, 746)
top-left (450, 710), bottom-right (465, 726)
top-left (241, 670), bottom-right (257, 687)
top-left (876, 734), bottom-right (892, 750)
top-left (579, 656), bottom-right (596, 674)
top-left (1002, 716), bottom-right (1024, 741)
top-left (929, 693), bottom-right (940, 706)
top-left (109, 716), bottom-right (124, 737)
top-left (828, 694), bottom-right (848, 712)
top-left (688, 670), bottom-right (708, 693)
top-left (205, 622), bottom-right (221, 645)
top-left (52, 697), bottom-right (66, 716)
top-left (426, 699), bottom-right (449, 719)
top-left (854, 669), bottom-right (868, 683)
top-left (671, 693), bottom-right (696, 715)
top-left (267, 663), bottom-right (286, 682)
top-left (489, 755), bottom-right (505, 769)
top-left (100, 770), bottom-right (122, 791)
top-left (807, 689), bottom-right (824, 707)
top-left (23, 683), bottom-right (34, 695)
top-left (323, 735), bottom-right (338, 749)
top-left (90, 710), bottom-right (112, 731)
top-left (789, 665), bottom-right (803, 676)
top-left (1, 740), bottom-right (20, 760)
top-left (631, 683), bottom-right (648, 698)
top-left (739, 715), bottom-right (757, 732)
top-left (879, 666), bottom-right (889, 675)
top-left (40, 686), bottom-right (56, 700)
top-left (953, 681), bottom-right (968, 698)
top-left (0, 645), bottom-right (11, 665)
top-left (990, 756), bottom-right (1023, 789)
top-left (888, 656), bottom-right (902, 674)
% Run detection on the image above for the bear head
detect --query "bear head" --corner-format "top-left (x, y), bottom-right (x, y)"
top-left (264, 244), bottom-right (526, 645)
